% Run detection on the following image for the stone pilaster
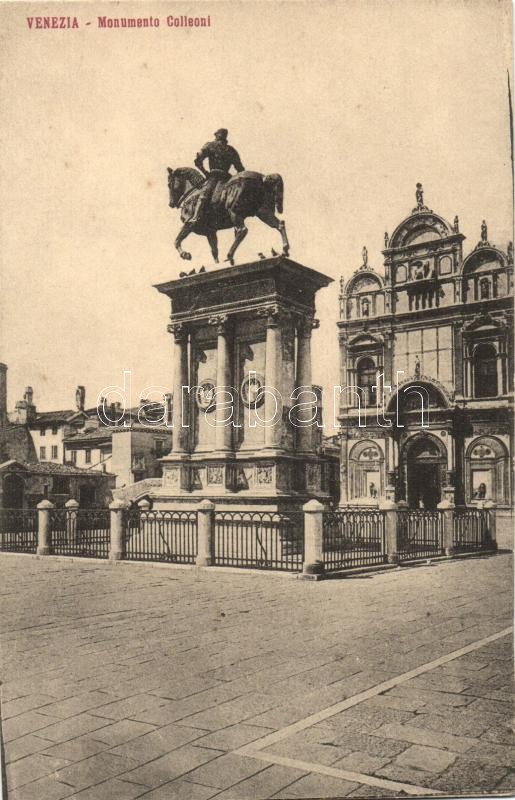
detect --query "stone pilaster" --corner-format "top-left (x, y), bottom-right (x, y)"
top-left (209, 314), bottom-right (233, 453)
top-left (261, 306), bottom-right (283, 450)
top-left (168, 322), bottom-right (189, 453)
top-left (295, 317), bottom-right (319, 454)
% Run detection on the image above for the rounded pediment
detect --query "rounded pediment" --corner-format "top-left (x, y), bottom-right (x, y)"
top-left (389, 211), bottom-right (454, 250)
top-left (462, 245), bottom-right (507, 276)
top-left (345, 270), bottom-right (383, 295)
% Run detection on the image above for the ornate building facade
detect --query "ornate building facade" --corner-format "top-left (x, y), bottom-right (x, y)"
top-left (337, 186), bottom-right (513, 512)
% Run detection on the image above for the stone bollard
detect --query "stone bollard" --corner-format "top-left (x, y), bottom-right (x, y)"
top-left (437, 497), bottom-right (455, 556)
top-left (196, 499), bottom-right (215, 566)
top-left (65, 498), bottom-right (79, 545)
top-left (37, 499), bottom-right (54, 555)
top-left (484, 500), bottom-right (497, 550)
top-left (302, 499), bottom-right (325, 577)
top-left (379, 499), bottom-right (400, 564)
top-left (137, 498), bottom-right (151, 542)
top-left (109, 500), bottom-right (127, 561)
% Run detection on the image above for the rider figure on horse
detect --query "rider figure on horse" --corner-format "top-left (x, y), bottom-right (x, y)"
top-left (190, 128), bottom-right (245, 224)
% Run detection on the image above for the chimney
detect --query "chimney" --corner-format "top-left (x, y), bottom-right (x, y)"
top-left (76, 385), bottom-right (85, 411)
top-left (0, 363), bottom-right (7, 427)
top-left (24, 386), bottom-right (33, 405)
top-left (13, 384), bottom-right (36, 425)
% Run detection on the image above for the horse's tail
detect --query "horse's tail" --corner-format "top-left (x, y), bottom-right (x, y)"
top-left (264, 173), bottom-right (284, 214)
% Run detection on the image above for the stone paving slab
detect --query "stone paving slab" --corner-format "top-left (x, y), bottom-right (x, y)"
top-left (0, 551), bottom-right (512, 798)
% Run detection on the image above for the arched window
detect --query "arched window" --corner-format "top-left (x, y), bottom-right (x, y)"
top-left (357, 357), bottom-right (377, 405)
top-left (474, 343), bottom-right (497, 398)
top-left (361, 298), bottom-right (370, 318)
top-left (479, 278), bottom-right (490, 300)
top-left (466, 436), bottom-right (509, 504)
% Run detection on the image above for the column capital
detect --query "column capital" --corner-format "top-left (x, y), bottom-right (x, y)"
top-left (257, 304), bottom-right (284, 327)
top-left (208, 313), bottom-right (229, 335)
top-left (167, 321), bottom-right (187, 342)
top-left (297, 317), bottom-right (319, 338)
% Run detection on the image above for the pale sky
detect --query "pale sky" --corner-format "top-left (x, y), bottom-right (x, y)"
top-left (1, 0), bottom-right (513, 430)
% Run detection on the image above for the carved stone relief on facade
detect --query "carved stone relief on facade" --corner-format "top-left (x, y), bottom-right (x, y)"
top-left (207, 465), bottom-right (224, 484)
top-left (163, 467), bottom-right (180, 488)
top-left (256, 464), bottom-right (273, 485)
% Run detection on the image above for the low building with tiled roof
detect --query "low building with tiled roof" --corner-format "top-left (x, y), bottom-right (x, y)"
top-left (0, 459), bottom-right (114, 509)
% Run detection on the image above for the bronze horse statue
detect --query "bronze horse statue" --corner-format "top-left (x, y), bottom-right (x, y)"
top-left (167, 167), bottom-right (289, 265)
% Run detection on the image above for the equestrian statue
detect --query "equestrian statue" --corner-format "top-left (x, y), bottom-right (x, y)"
top-left (167, 128), bottom-right (289, 266)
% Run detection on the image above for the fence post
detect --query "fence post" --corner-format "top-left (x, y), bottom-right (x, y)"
top-left (437, 498), bottom-right (455, 556)
top-left (37, 499), bottom-right (54, 555)
top-left (109, 499), bottom-right (126, 561)
top-left (196, 499), bottom-right (215, 566)
top-left (484, 501), bottom-right (497, 550)
top-left (65, 498), bottom-right (79, 545)
top-left (379, 500), bottom-right (399, 564)
top-left (302, 499), bottom-right (325, 577)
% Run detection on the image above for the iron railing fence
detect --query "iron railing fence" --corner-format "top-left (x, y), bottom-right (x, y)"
top-left (124, 509), bottom-right (197, 563)
top-left (397, 509), bottom-right (443, 560)
top-left (0, 509), bottom-right (38, 553)
top-left (322, 509), bottom-right (386, 571)
top-left (453, 508), bottom-right (491, 551)
top-left (214, 511), bottom-right (304, 571)
top-left (50, 509), bottom-right (110, 558)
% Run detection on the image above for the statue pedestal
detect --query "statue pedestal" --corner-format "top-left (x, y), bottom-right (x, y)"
top-left (151, 256), bottom-right (333, 512)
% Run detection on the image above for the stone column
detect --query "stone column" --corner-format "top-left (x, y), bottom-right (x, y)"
top-left (138, 498), bottom-right (151, 542)
top-left (263, 307), bottom-right (282, 449)
top-left (168, 323), bottom-right (189, 453)
top-left (37, 499), bottom-right (54, 555)
top-left (446, 434), bottom-right (454, 473)
top-left (296, 318), bottom-right (318, 453)
top-left (210, 315), bottom-right (233, 453)
top-left (484, 500), bottom-right (497, 550)
top-left (109, 499), bottom-right (126, 561)
top-left (438, 497), bottom-right (455, 556)
top-left (302, 499), bottom-right (325, 577)
top-left (196, 499), bottom-right (215, 566)
top-left (339, 435), bottom-right (349, 506)
top-left (65, 498), bottom-right (79, 545)
top-left (464, 342), bottom-right (473, 397)
top-left (496, 350), bottom-right (504, 396)
top-left (380, 499), bottom-right (399, 563)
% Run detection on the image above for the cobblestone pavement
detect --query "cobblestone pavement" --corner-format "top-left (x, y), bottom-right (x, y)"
top-left (0, 552), bottom-right (513, 799)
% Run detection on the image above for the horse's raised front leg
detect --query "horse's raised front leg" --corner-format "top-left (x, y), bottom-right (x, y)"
top-left (207, 230), bottom-right (219, 263)
top-left (175, 223), bottom-right (194, 260)
top-left (256, 207), bottom-right (289, 256)
top-left (225, 214), bottom-right (248, 265)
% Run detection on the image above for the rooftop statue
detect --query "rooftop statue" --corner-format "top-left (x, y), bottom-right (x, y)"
top-left (412, 182), bottom-right (431, 213)
top-left (167, 129), bottom-right (289, 266)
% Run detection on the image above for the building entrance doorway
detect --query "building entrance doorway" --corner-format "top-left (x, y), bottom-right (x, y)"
top-left (404, 435), bottom-right (446, 510)
top-left (407, 462), bottom-right (440, 509)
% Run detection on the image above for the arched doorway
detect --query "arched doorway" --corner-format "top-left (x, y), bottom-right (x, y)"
top-left (403, 435), bottom-right (447, 510)
top-left (348, 440), bottom-right (384, 501)
top-left (2, 473), bottom-right (25, 508)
